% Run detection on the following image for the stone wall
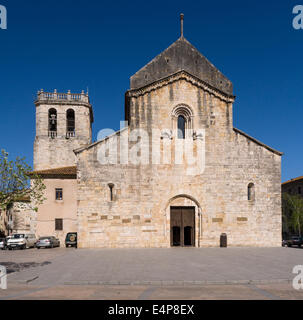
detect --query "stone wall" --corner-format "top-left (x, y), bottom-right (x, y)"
top-left (34, 100), bottom-right (92, 170)
top-left (76, 76), bottom-right (282, 248)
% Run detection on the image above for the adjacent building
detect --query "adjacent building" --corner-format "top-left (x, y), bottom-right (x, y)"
top-left (282, 176), bottom-right (303, 197)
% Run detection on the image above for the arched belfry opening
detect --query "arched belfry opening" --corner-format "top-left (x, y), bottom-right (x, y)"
top-left (48, 108), bottom-right (57, 138)
top-left (66, 109), bottom-right (75, 138)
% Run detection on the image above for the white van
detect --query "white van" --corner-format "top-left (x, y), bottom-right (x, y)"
top-left (7, 234), bottom-right (37, 250)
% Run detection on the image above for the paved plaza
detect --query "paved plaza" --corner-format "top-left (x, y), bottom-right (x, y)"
top-left (1, 247), bottom-right (303, 299)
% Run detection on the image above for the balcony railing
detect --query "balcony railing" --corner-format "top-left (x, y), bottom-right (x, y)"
top-left (66, 131), bottom-right (76, 138)
top-left (37, 89), bottom-right (89, 104)
top-left (48, 131), bottom-right (57, 139)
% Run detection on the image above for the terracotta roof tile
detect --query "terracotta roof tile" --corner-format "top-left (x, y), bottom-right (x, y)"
top-left (282, 176), bottom-right (303, 185)
top-left (31, 166), bottom-right (77, 178)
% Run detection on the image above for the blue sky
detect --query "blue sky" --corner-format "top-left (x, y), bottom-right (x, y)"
top-left (0, 0), bottom-right (302, 182)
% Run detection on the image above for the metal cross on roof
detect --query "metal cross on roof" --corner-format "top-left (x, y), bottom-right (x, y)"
top-left (180, 13), bottom-right (184, 38)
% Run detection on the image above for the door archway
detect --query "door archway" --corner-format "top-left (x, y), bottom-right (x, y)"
top-left (164, 194), bottom-right (202, 248)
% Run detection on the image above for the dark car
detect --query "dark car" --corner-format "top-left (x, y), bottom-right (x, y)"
top-left (285, 236), bottom-right (303, 247)
top-left (36, 236), bottom-right (60, 249)
top-left (65, 232), bottom-right (77, 248)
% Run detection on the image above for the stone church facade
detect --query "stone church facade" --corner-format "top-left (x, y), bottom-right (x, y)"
top-left (32, 32), bottom-right (283, 248)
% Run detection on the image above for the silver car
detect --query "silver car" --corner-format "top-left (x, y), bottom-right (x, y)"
top-left (7, 234), bottom-right (37, 250)
top-left (36, 236), bottom-right (60, 249)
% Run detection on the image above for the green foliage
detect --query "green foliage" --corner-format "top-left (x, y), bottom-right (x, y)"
top-left (0, 149), bottom-right (46, 211)
top-left (282, 192), bottom-right (303, 236)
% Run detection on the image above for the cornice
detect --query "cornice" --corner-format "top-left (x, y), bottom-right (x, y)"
top-left (34, 99), bottom-right (92, 108)
top-left (127, 70), bottom-right (236, 103)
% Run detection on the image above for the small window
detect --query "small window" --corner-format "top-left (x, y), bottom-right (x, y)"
top-left (55, 219), bottom-right (63, 231)
top-left (172, 105), bottom-right (193, 139)
top-left (108, 183), bottom-right (114, 201)
top-left (248, 183), bottom-right (255, 201)
top-left (177, 115), bottom-right (186, 139)
top-left (55, 188), bottom-right (63, 201)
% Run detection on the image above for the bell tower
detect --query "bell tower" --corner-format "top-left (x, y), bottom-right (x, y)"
top-left (34, 89), bottom-right (93, 170)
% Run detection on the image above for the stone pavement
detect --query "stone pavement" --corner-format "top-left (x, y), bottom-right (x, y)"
top-left (1, 283), bottom-right (303, 300)
top-left (1, 247), bottom-right (303, 299)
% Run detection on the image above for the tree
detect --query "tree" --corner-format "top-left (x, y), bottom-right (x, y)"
top-left (0, 149), bottom-right (46, 211)
top-left (282, 193), bottom-right (303, 236)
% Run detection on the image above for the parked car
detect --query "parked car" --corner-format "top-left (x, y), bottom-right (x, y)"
top-left (65, 232), bottom-right (77, 248)
top-left (7, 234), bottom-right (37, 250)
top-left (36, 236), bottom-right (60, 249)
top-left (284, 236), bottom-right (303, 247)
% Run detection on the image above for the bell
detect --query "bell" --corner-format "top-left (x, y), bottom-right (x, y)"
top-left (50, 115), bottom-right (56, 124)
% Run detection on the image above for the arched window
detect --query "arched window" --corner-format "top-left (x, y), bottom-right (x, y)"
top-left (48, 108), bottom-right (57, 138)
top-left (248, 183), bottom-right (255, 201)
top-left (172, 105), bottom-right (193, 139)
top-left (178, 115), bottom-right (186, 139)
top-left (108, 183), bottom-right (114, 201)
top-left (66, 109), bottom-right (75, 138)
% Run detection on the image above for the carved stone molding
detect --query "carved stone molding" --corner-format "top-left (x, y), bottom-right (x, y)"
top-left (127, 70), bottom-right (235, 103)
top-left (161, 129), bottom-right (173, 140)
top-left (193, 130), bottom-right (204, 141)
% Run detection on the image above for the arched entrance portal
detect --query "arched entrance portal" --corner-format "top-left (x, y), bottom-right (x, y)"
top-left (165, 194), bottom-right (202, 248)
top-left (170, 207), bottom-right (195, 247)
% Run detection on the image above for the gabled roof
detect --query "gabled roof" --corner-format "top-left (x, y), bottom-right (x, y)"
top-left (31, 166), bottom-right (77, 179)
top-left (234, 128), bottom-right (283, 156)
top-left (74, 127), bottom-right (283, 158)
top-left (130, 36), bottom-right (233, 96)
top-left (74, 127), bottom-right (128, 155)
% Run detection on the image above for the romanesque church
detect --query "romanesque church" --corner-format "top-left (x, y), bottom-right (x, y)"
top-left (30, 20), bottom-right (282, 248)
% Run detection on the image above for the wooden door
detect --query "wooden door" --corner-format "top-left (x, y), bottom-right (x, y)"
top-left (170, 207), bottom-right (195, 247)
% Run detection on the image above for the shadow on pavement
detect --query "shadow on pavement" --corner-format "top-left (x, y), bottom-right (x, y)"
top-left (0, 262), bottom-right (51, 274)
